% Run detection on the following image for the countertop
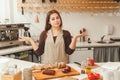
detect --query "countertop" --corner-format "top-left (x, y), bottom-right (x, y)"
top-left (76, 41), bottom-right (120, 48)
top-left (0, 41), bottom-right (120, 55)
top-left (0, 57), bottom-right (119, 80)
top-left (0, 45), bottom-right (32, 55)
top-left (0, 57), bottom-right (99, 80)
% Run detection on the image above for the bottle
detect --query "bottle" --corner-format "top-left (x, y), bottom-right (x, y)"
top-left (14, 64), bottom-right (18, 74)
top-left (88, 38), bottom-right (91, 43)
top-left (79, 30), bottom-right (82, 42)
top-left (80, 60), bottom-right (87, 74)
top-left (86, 67), bottom-right (91, 74)
top-left (80, 59), bottom-right (91, 74)
top-left (86, 58), bottom-right (92, 74)
top-left (82, 28), bottom-right (86, 42)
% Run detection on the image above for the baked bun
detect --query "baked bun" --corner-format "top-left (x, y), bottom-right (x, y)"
top-left (60, 62), bottom-right (66, 68)
top-left (58, 62), bottom-right (66, 69)
top-left (31, 62), bottom-right (67, 71)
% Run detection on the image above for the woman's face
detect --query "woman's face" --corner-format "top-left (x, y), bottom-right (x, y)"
top-left (49, 13), bottom-right (61, 28)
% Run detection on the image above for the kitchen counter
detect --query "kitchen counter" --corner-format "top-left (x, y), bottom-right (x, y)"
top-left (0, 57), bottom-right (87, 80)
top-left (0, 57), bottom-right (99, 80)
top-left (1, 41), bottom-right (120, 55)
top-left (76, 41), bottom-right (120, 48)
top-left (0, 57), bottom-right (119, 80)
top-left (0, 56), bottom-right (120, 80)
top-left (76, 41), bottom-right (120, 62)
top-left (0, 45), bottom-right (32, 55)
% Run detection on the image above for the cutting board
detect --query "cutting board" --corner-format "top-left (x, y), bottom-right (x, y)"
top-left (32, 67), bottom-right (80, 80)
top-left (83, 77), bottom-right (103, 80)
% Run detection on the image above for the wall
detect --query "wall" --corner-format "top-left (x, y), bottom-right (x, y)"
top-left (1, 0), bottom-right (120, 41)
top-left (0, 0), bottom-right (10, 23)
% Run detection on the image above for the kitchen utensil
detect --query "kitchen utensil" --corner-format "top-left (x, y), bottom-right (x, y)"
top-left (0, 30), bottom-right (6, 41)
top-left (74, 62), bottom-right (81, 66)
top-left (42, 0), bottom-right (45, 3)
top-left (88, 38), bottom-right (91, 43)
top-left (23, 27), bottom-right (31, 45)
top-left (50, 0), bottom-right (57, 3)
top-left (22, 0), bottom-right (25, 3)
top-left (21, 7), bottom-right (24, 15)
top-left (24, 27), bottom-right (31, 37)
top-left (54, 0), bottom-right (57, 3)
top-left (35, 15), bottom-right (39, 23)
top-left (110, 37), bottom-right (120, 41)
top-left (79, 30), bottom-right (82, 42)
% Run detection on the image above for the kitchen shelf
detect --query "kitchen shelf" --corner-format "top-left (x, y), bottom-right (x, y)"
top-left (0, 23), bottom-right (30, 30)
top-left (17, 0), bottom-right (120, 13)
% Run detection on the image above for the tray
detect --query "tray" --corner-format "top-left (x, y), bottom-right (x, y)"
top-left (83, 77), bottom-right (103, 80)
top-left (86, 64), bottom-right (99, 69)
top-left (32, 67), bottom-right (80, 80)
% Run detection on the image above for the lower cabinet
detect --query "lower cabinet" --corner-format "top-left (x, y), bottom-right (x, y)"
top-left (2, 51), bottom-right (29, 61)
top-left (2, 50), bottom-right (39, 62)
top-left (15, 51), bottom-right (29, 61)
top-left (69, 48), bottom-right (93, 63)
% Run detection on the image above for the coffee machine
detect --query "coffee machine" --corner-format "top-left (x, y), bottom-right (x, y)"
top-left (0, 23), bottom-right (30, 48)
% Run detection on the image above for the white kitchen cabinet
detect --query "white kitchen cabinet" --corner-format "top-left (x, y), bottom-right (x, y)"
top-left (69, 48), bottom-right (93, 63)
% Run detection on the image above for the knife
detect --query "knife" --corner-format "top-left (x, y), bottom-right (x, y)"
top-left (74, 62), bottom-right (81, 66)
top-left (21, 7), bottom-right (24, 15)
top-left (22, 0), bottom-right (25, 3)
top-left (42, 0), bottom-right (45, 3)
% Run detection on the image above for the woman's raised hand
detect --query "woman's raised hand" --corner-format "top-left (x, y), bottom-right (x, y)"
top-left (18, 37), bottom-right (31, 42)
top-left (81, 32), bottom-right (88, 36)
top-left (74, 32), bottom-right (88, 39)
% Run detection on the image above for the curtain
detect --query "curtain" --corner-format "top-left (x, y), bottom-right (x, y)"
top-left (93, 47), bottom-right (120, 62)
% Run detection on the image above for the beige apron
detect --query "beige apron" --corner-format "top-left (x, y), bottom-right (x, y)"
top-left (41, 29), bottom-right (69, 64)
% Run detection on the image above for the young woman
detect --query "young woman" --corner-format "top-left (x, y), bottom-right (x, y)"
top-left (19, 10), bottom-right (87, 64)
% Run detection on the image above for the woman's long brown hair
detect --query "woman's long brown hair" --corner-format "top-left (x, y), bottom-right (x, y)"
top-left (45, 10), bottom-right (63, 31)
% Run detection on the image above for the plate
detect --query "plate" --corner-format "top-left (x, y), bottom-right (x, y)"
top-left (82, 76), bottom-right (103, 80)
top-left (86, 64), bottom-right (99, 69)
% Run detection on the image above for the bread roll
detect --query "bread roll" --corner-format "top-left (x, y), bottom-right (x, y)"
top-left (42, 69), bottom-right (55, 75)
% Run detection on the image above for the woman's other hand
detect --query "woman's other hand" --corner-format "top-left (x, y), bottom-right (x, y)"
top-left (74, 32), bottom-right (88, 39)
top-left (81, 32), bottom-right (88, 37)
top-left (69, 32), bottom-right (88, 49)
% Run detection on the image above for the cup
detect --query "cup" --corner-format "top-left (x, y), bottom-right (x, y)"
top-left (81, 60), bottom-right (87, 69)
top-left (23, 68), bottom-right (32, 80)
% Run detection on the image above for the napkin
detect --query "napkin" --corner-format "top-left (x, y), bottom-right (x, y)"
top-left (101, 62), bottom-right (120, 70)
